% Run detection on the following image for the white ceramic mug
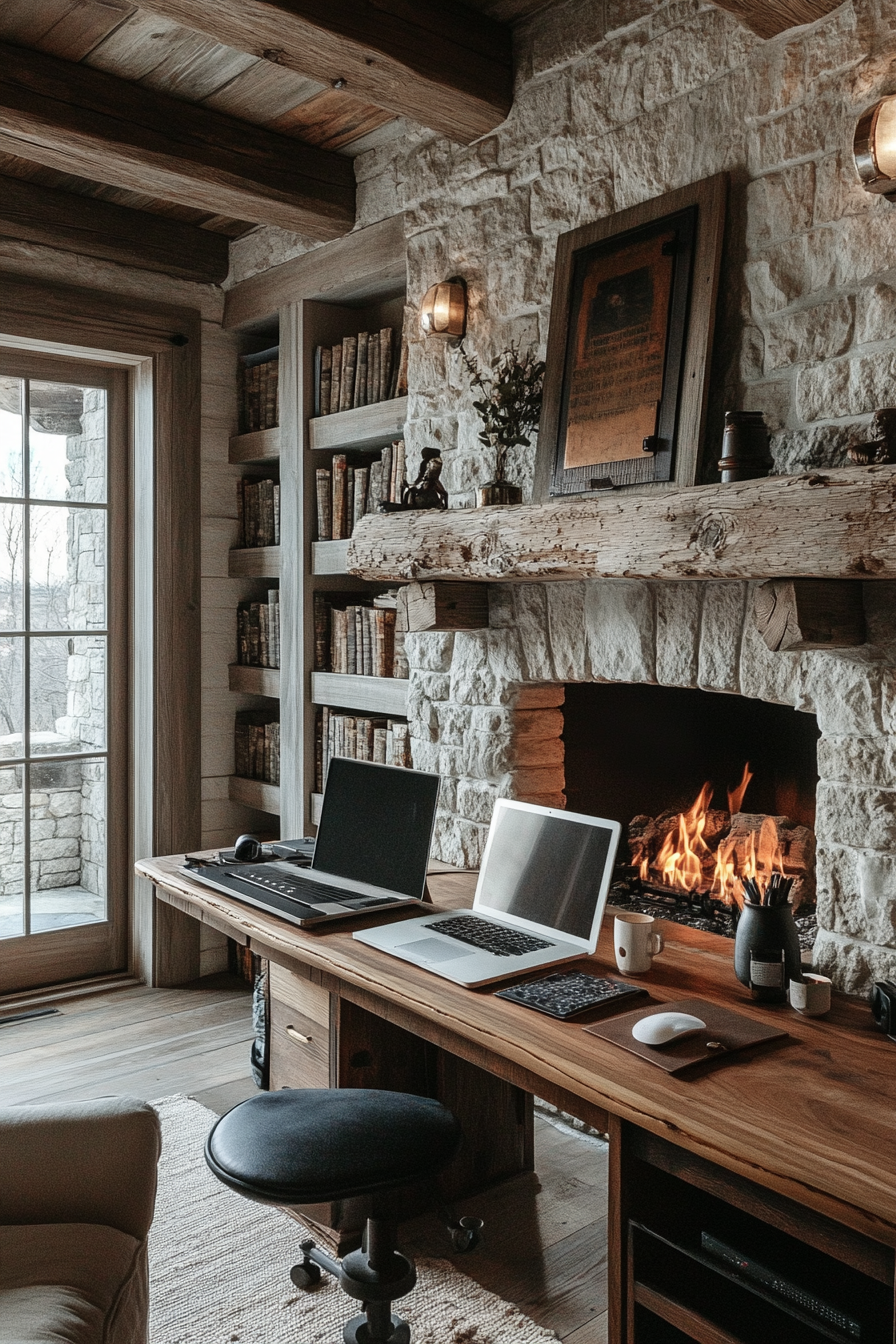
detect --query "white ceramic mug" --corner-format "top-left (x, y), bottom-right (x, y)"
top-left (789, 973), bottom-right (832, 1017)
top-left (614, 912), bottom-right (664, 975)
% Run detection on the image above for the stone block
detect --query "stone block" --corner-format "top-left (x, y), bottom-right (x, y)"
top-left (854, 281), bottom-right (896, 346)
top-left (488, 585), bottom-right (516, 629)
top-left (799, 656), bottom-right (881, 737)
top-left (456, 777), bottom-right (499, 824)
top-left (697, 583), bottom-right (747, 694)
top-left (403, 631), bottom-right (456, 674)
top-left (762, 296), bottom-right (853, 374)
top-left (405, 679), bottom-right (439, 741)
top-left (513, 736), bottom-right (565, 767)
top-left (417, 671), bottom-right (451, 702)
top-left (545, 583), bottom-right (587, 681)
top-left (434, 703), bottom-right (474, 746)
top-left (745, 163), bottom-right (815, 253)
top-left (739, 601), bottom-right (803, 706)
top-left (439, 744), bottom-right (468, 777)
top-left (816, 844), bottom-right (896, 949)
top-left (655, 581), bottom-right (701, 687)
top-left (812, 927), bottom-right (896, 994)
top-left (449, 629), bottom-right (526, 705)
top-left (409, 737), bottom-right (439, 774)
top-left (513, 708), bottom-right (564, 741)
top-left (585, 580), bottom-right (656, 684)
top-left (770, 424), bottom-right (853, 474)
top-left (48, 791), bottom-right (82, 818)
top-left (815, 781), bottom-right (896, 851)
top-left (432, 810), bottom-right (489, 868)
top-left (461, 733), bottom-right (515, 778)
top-left (513, 585), bottom-right (554, 681)
top-left (817, 736), bottom-right (896, 788)
top-left (469, 706), bottom-right (515, 736)
top-left (510, 765), bottom-right (565, 796)
top-left (35, 838), bottom-right (79, 860)
top-left (438, 775), bottom-right (458, 813)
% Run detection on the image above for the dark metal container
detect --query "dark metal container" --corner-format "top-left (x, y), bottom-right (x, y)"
top-left (734, 902), bottom-right (803, 1000)
top-left (719, 410), bottom-right (772, 483)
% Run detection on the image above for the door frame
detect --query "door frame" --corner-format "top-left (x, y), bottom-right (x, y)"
top-left (0, 273), bottom-right (202, 988)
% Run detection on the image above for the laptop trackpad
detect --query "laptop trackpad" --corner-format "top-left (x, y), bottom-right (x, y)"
top-left (395, 938), bottom-right (476, 963)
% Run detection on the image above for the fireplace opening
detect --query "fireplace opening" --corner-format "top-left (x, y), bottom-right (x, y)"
top-left (561, 683), bottom-right (820, 938)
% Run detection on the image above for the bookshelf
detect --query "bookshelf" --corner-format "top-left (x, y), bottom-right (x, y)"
top-left (311, 672), bottom-right (408, 717)
top-left (229, 426), bottom-right (280, 464)
top-left (229, 664), bottom-right (280, 698)
top-left (228, 545), bottom-right (281, 579)
top-left (229, 775), bottom-right (281, 816)
top-left (308, 396), bottom-right (408, 453)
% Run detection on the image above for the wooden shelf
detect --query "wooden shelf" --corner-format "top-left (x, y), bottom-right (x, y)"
top-left (311, 672), bottom-right (408, 716)
top-left (229, 775), bottom-right (281, 815)
top-left (228, 546), bottom-right (280, 578)
top-left (309, 396), bottom-right (407, 453)
top-left (229, 426), bottom-right (280, 463)
top-left (634, 1284), bottom-right (742, 1344)
top-left (312, 540), bottom-right (350, 575)
top-left (229, 664), bottom-right (280, 697)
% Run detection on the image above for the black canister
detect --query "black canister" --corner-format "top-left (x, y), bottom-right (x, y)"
top-left (734, 903), bottom-right (802, 1002)
top-left (718, 410), bottom-right (772, 483)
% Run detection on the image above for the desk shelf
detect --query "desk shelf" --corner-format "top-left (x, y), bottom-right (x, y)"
top-left (309, 396), bottom-right (407, 453)
top-left (229, 545), bottom-right (280, 579)
top-left (228, 775), bottom-right (280, 815)
top-left (229, 426), bottom-right (280, 463)
top-left (229, 664), bottom-right (280, 697)
top-left (311, 672), bottom-right (408, 717)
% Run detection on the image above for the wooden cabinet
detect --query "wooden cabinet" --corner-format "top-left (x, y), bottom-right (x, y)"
top-left (268, 963), bottom-right (332, 1090)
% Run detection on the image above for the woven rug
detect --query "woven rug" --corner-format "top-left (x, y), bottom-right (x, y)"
top-left (149, 1095), bottom-right (557, 1344)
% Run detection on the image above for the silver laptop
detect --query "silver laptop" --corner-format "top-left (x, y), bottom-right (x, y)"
top-left (183, 758), bottom-right (440, 927)
top-left (354, 799), bottom-right (621, 986)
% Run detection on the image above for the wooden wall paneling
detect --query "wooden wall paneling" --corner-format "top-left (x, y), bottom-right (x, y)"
top-left (0, 174), bottom-right (229, 283)
top-left (130, 0), bottom-right (512, 143)
top-left (0, 41), bottom-right (355, 237)
top-left (224, 215), bottom-right (407, 331)
top-left (277, 300), bottom-right (303, 840)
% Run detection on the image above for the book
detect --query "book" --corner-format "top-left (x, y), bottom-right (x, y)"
top-left (353, 466), bottom-right (368, 531)
top-left (238, 346), bottom-right (279, 432)
top-left (332, 454), bottom-right (347, 540)
top-left (316, 467), bottom-right (332, 540)
top-left (347, 467), bottom-right (355, 533)
top-left (379, 327), bottom-right (393, 402)
top-left (313, 345), bottom-right (322, 418)
top-left (368, 459), bottom-right (383, 512)
top-left (340, 336), bottom-right (356, 412)
top-left (313, 591), bottom-right (329, 672)
top-left (319, 345), bottom-right (332, 417)
top-left (355, 331), bottom-right (369, 408)
top-left (331, 342), bottom-right (342, 415)
top-left (368, 336), bottom-right (378, 406)
top-left (380, 442), bottom-right (393, 504)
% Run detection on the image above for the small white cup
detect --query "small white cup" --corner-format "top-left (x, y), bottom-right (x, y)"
top-left (614, 912), bottom-right (664, 975)
top-left (789, 973), bottom-right (832, 1017)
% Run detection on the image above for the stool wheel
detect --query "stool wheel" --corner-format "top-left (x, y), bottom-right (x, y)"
top-left (290, 1262), bottom-right (322, 1289)
top-left (449, 1216), bottom-right (483, 1254)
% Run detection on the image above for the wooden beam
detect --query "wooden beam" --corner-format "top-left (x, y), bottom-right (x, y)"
top-left (400, 581), bottom-right (490, 632)
top-left (752, 579), bottom-right (866, 651)
top-left (710, 0), bottom-right (842, 39)
top-left (0, 41), bottom-right (355, 238)
top-left (346, 466), bottom-right (896, 583)
top-left (132, 0), bottom-right (512, 144)
top-left (0, 173), bottom-right (230, 283)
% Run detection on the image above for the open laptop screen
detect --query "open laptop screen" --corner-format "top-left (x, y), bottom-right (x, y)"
top-left (313, 758), bottom-right (440, 898)
top-left (475, 801), bottom-right (620, 944)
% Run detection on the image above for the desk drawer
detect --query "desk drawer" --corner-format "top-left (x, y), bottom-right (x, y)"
top-left (269, 963), bottom-right (330, 1028)
top-left (270, 1001), bottom-right (331, 1089)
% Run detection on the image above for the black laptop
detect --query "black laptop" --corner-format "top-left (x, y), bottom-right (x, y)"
top-left (183, 758), bottom-right (440, 927)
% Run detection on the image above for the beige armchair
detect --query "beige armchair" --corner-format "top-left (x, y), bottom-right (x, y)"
top-left (0, 1096), bottom-right (162, 1344)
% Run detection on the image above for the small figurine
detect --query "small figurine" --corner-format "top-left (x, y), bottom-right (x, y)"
top-left (378, 448), bottom-right (448, 512)
top-left (848, 408), bottom-right (896, 465)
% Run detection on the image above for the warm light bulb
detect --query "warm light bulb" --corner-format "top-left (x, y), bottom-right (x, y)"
top-left (854, 95), bottom-right (896, 198)
top-left (875, 97), bottom-right (896, 177)
top-left (419, 278), bottom-right (467, 340)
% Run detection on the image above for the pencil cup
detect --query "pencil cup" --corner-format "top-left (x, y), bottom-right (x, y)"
top-left (614, 912), bottom-right (664, 975)
top-left (789, 974), bottom-right (832, 1017)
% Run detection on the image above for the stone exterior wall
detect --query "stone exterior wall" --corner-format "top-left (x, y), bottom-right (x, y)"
top-left (408, 578), bottom-right (896, 995)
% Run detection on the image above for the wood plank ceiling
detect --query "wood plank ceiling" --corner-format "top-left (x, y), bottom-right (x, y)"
top-left (0, 0), bottom-right (842, 284)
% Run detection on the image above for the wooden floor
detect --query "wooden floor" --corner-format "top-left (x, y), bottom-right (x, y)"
top-left (0, 977), bottom-right (608, 1342)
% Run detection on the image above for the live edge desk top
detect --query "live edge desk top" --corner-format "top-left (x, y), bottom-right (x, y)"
top-left (137, 854), bottom-right (896, 1251)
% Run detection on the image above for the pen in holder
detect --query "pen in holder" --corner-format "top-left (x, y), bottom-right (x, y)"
top-left (734, 890), bottom-right (802, 1002)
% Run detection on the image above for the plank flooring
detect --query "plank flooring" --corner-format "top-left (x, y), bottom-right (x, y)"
top-left (0, 977), bottom-right (608, 1343)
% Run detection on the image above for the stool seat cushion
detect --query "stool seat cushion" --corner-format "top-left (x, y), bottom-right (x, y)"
top-left (205, 1089), bottom-right (462, 1204)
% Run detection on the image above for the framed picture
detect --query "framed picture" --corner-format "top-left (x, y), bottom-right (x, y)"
top-left (534, 174), bottom-right (727, 500)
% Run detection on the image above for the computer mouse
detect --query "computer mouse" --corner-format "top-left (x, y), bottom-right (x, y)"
top-left (632, 1011), bottom-right (706, 1047)
top-left (233, 833), bottom-right (262, 863)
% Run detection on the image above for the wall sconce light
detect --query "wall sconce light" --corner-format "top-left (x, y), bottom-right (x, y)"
top-left (419, 276), bottom-right (467, 341)
top-left (854, 96), bottom-right (896, 199)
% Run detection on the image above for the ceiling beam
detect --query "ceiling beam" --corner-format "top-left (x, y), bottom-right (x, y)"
top-left (710, 0), bottom-right (842, 39)
top-left (0, 175), bottom-right (230, 284)
top-left (0, 42), bottom-right (356, 238)
top-left (132, 0), bottom-right (513, 144)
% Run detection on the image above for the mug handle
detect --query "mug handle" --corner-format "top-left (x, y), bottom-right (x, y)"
top-left (649, 931), bottom-right (664, 956)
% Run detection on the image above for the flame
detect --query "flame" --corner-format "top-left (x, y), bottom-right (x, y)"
top-left (635, 765), bottom-right (789, 907)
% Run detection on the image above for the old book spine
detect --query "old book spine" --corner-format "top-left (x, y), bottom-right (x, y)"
top-left (319, 345), bottom-right (332, 417)
top-left (368, 459), bottom-right (383, 512)
top-left (244, 480), bottom-right (256, 547)
top-left (259, 602), bottom-right (269, 666)
top-left (234, 716), bottom-right (249, 777)
top-left (367, 334), bottom-right (378, 406)
top-left (379, 608), bottom-right (396, 678)
top-left (259, 479), bottom-right (273, 547)
top-left (391, 721), bottom-right (411, 768)
top-left (332, 454), bottom-right (347, 539)
top-left (345, 605), bottom-right (356, 675)
top-left (373, 726), bottom-right (387, 763)
top-left (346, 717), bottom-right (357, 760)
top-left (330, 343), bottom-right (342, 414)
top-left (237, 601), bottom-right (250, 664)
top-left (273, 482), bottom-right (280, 546)
top-left (340, 336), bottom-right (356, 413)
top-left (264, 359), bottom-right (278, 429)
top-left (347, 467), bottom-right (355, 534)
top-left (248, 602), bottom-right (261, 665)
top-left (236, 477), bottom-right (245, 548)
top-left (394, 440), bottom-right (406, 502)
top-left (268, 589), bottom-right (280, 668)
top-left (353, 466), bottom-right (368, 532)
top-left (361, 607), bottom-right (372, 677)
top-left (315, 708), bottom-right (323, 793)
top-left (393, 337), bottom-right (408, 398)
top-left (331, 606), bottom-right (347, 674)
top-left (380, 443), bottom-right (393, 504)
top-left (316, 467), bottom-right (332, 541)
top-left (313, 591), bottom-right (329, 671)
top-left (355, 330), bottom-right (369, 408)
top-left (379, 327), bottom-right (393, 402)
top-left (320, 705), bottom-right (330, 790)
top-left (313, 345), bottom-right (322, 418)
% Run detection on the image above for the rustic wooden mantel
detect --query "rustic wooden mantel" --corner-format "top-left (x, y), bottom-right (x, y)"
top-left (347, 465), bottom-right (896, 583)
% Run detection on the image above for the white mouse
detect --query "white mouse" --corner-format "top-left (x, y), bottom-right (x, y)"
top-left (632, 1011), bottom-right (706, 1047)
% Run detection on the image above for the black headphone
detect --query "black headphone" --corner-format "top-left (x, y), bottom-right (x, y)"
top-left (233, 834), bottom-right (263, 863)
top-left (870, 981), bottom-right (896, 1042)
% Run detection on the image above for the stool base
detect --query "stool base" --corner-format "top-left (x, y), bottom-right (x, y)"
top-left (344, 1311), bottom-right (410, 1344)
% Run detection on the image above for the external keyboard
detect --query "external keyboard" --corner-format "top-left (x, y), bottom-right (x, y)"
top-left (425, 914), bottom-right (553, 957)
top-left (235, 866), bottom-right (391, 909)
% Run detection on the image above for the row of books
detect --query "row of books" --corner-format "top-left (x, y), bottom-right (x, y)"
top-left (313, 329), bottom-right (408, 416)
top-left (315, 440), bottom-right (407, 540)
top-left (236, 477), bottom-right (280, 549)
top-left (236, 591), bottom-right (280, 668)
top-left (316, 707), bottom-right (412, 792)
top-left (234, 711), bottom-right (280, 785)
top-left (238, 346), bottom-right (279, 434)
top-left (313, 590), bottom-right (407, 678)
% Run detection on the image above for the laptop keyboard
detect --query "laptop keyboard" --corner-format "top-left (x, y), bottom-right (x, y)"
top-left (425, 914), bottom-right (553, 957)
top-left (235, 866), bottom-right (392, 909)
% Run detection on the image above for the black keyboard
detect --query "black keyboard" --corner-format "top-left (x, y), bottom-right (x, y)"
top-left (425, 915), bottom-right (553, 957)
top-left (235, 866), bottom-right (391, 910)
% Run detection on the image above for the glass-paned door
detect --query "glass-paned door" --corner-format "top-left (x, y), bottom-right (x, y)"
top-left (0, 354), bottom-right (127, 994)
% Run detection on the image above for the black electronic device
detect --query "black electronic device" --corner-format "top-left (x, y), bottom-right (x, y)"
top-left (233, 834), bottom-right (263, 863)
top-left (870, 979), bottom-right (896, 1041)
top-left (495, 970), bottom-right (646, 1020)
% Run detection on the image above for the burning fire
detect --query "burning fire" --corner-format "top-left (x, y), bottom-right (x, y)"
top-left (635, 763), bottom-right (787, 906)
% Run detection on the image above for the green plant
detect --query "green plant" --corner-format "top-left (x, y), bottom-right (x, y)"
top-left (462, 343), bottom-right (545, 481)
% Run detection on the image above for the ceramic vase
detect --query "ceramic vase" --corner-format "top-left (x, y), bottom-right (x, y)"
top-left (733, 902), bottom-right (802, 994)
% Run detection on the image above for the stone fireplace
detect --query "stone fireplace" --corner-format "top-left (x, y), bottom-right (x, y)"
top-left (403, 577), bottom-right (896, 995)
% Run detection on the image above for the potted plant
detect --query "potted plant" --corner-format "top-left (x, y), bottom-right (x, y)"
top-left (462, 343), bottom-right (545, 506)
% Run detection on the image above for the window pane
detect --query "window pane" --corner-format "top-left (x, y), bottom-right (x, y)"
top-left (30, 635), bottom-right (105, 755)
top-left (0, 765), bottom-right (24, 939)
top-left (0, 378), bottom-right (24, 498)
top-left (28, 381), bottom-right (106, 504)
top-left (0, 503), bottom-right (24, 630)
top-left (0, 636), bottom-right (24, 754)
top-left (30, 757), bottom-right (106, 931)
top-left (30, 506), bottom-right (106, 631)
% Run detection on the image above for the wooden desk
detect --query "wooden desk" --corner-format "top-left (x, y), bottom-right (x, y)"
top-left (138, 854), bottom-right (896, 1344)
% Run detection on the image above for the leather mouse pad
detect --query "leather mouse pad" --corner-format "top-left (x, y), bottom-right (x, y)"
top-left (583, 997), bottom-right (789, 1074)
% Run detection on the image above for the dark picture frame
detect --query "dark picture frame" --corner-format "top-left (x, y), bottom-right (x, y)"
top-left (534, 174), bottom-right (727, 500)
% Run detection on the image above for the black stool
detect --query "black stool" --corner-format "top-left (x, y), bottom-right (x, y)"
top-left (206, 1088), bottom-right (465, 1344)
